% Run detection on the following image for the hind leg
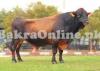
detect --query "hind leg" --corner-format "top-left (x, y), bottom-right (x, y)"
top-left (10, 46), bottom-right (16, 63)
top-left (16, 39), bottom-right (23, 62)
top-left (52, 44), bottom-right (58, 64)
top-left (9, 39), bottom-right (19, 63)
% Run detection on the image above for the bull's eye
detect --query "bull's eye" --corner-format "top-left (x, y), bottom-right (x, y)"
top-left (77, 15), bottom-right (81, 18)
top-left (77, 15), bottom-right (80, 18)
top-left (77, 14), bottom-right (83, 18)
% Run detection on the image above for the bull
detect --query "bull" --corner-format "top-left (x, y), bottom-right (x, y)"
top-left (9, 8), bottom-right (89, 64)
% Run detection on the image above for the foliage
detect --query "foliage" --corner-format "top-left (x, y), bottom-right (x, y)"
top-left (0, 2), bottom-right (58, 32)
top-left (27, 2), bottom-right (58, 18)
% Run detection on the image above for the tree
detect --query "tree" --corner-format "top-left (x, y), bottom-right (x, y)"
top-left (88, 8), bottom-right (100, 52)
top-left (26, 2), bottom-right (58, 18)
top-left (0, 9), bottom-right (7, 28)
top-left (2, 2), bottom-right (58, 32)
top-left (3, 6), bottom-right (27, 32)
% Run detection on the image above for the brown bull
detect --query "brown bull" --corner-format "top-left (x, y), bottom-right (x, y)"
top-left (9, 8), bottom-right (89, 64)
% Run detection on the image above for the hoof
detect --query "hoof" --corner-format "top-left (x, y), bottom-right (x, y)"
top-left (18, 59), bottom-right (23, 62)
top-left (59, 60), bottom-right (64, 63)
top-left (52, 61), bottom-right (57, 64)
top-left (12, 59), bottom-right (17, 63)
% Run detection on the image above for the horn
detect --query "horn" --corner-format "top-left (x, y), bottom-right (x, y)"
top-left (70, 12), bottom-right (76, 17)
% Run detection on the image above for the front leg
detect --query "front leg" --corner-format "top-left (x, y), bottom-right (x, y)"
top-left (59, 48), bottom-right (64, 63)
top-left (52, 44), bottom-right (57, 64)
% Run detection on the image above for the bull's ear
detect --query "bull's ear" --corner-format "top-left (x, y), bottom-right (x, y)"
top-left (87, 12), bottom-right (90, 15)
top-left (87, 12), bottom-right (91, 16)
top-left (70, 12), bottom-right (76, 17)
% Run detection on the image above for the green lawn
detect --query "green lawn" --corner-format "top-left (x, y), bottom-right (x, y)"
top-left (0, 56), bottom-right (100, 71)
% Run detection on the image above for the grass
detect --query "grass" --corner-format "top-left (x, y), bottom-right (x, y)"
top-left (0, 56), bottom-right (100, 71)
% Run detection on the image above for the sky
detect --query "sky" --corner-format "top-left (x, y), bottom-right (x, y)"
top-left (0, 0), bottom-right (100, 12)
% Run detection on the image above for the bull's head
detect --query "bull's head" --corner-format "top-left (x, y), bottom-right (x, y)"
top-left (73, 8), bottom-right (90, 27)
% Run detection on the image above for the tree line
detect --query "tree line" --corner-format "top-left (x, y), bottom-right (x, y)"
top-left (0, 2), bottom-right (58, 32)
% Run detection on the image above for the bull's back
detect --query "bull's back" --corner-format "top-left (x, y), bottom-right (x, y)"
top-left (24, 15), bottom-right (59, 46)
top-left (24, 14), bottom-right (59, 33)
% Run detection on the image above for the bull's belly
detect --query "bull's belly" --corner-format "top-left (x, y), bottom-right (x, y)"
top-left (26, 38), bottom-right (50, 46)
top-left (25, 38), bottom-right (68, 50)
